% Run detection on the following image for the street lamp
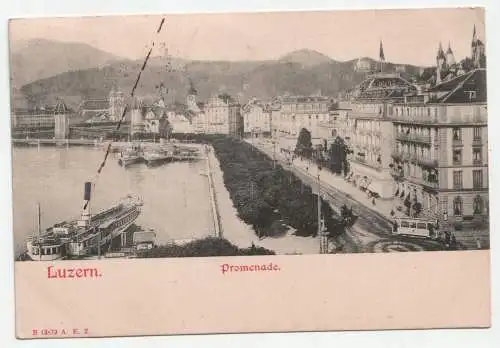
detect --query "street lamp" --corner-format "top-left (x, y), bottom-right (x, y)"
top-left (317, 164), bottom-right (326, 254)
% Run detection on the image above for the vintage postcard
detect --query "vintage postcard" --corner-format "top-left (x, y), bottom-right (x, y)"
top-left (10, 7), bottom-right (490, 339)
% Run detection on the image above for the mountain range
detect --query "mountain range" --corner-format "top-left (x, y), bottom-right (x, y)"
top-left (10, 39), bottom-right (426, 110)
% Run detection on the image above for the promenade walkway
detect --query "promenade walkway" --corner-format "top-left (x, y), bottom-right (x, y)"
top-left (254, 139), bottom-right (403, 222)
top-left (251, 139), bottom-right (488, 250)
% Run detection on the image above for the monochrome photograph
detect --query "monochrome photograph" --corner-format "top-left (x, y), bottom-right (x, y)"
top-left (10, 8), bottom-right (488, 262)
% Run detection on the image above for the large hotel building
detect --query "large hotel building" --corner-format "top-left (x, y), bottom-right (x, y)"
top-left (269, 27), bottom-right (488, 242)
top-left (390, 68), bottom-right (487, 230)
top-left (331, 28), bottom-right (487, 241)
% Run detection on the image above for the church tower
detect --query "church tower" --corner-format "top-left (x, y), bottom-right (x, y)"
top-left (378, 40), bottom-right (385, 73)
top-left (436, 42), bottom-right (447, 84)
top-left (130, 97), bottom-right (144, 136)
top-left (109, 85), bottom-right (125, 122)
top-left (186, 79), bottom-right (200, 113)
top-left (446, 42), bottom-right (456, 67)
top-left (471, 24), bottom-right (486, 68)
top-left (54, 99), bottom-right (69, 139)
top-left (108, 86), bottom-right (116, 120)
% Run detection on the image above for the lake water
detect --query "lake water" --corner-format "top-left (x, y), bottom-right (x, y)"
top-left (11, 146), bottom-right (214, 255)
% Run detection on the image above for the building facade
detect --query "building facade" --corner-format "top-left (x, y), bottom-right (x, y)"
top-left (203, 95), bottom-right (242, 136)
top-left (54, 100), bottom-right (70, 139)
top-left (390, 69), bottom-right (488, 233)
top-left (241, 99), bottom-right (272, 137)
top-left (340, 73), bottom-right (418, 199)
top-left (129, 97), bottom-right (169, 136)
top-left (79, 87), bottom-right (125, 122)
top-left (11, 107), bottom-right (57, 129)
top-left (274, 96), bottom-right (331, 151)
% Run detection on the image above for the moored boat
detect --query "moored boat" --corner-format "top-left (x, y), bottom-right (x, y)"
top-left (143, 147), bottom-right (173, 165)
top-left (118, 143), bottom-right (143, 166)
top-left (24, 182), bottom-right (143, 261)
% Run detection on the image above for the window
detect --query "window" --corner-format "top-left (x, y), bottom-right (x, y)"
top-left (473, 148), bottom-right (482, 164)
top-left (466, 91), bottom-right (477, 100)
top-left (473, 196), bottom-right (484, 215)
top-left (452, 127), bottom-right (461, 140)
top-left (452, 149), bottom-right (462, 165)
top-left (453, 196), bottom-right (463, 216)
top-left (473, 127), bottom-right (482, 140)
top-left (453, 171), bottom-right (463, 189)
top-left (473, 170), bottom-right (483, 188)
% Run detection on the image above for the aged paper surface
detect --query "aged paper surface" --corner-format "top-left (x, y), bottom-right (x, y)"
top-left (10, 8), bottom-right (490, 338)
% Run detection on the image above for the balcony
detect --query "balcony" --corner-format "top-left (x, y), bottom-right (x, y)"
top-left (391, 151), bottom-right (437, 168)
top-left (472, 138), bottom-right (482, 147)
top-left (407, 176), bottom-right (439, 189)
top-left (452, 138), bottom-right (463, 147)
top-left (395, 133), bottom-right (431, 145)
top-left (473, 159), bottom-right (483, 166)
top-left (415, 155), bottom-right (438, 168)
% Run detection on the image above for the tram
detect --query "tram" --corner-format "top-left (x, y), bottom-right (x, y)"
top-left (391, 217), bottom-right (438, 239)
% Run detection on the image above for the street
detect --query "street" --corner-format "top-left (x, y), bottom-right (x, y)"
top-left (252, 139), bottom-right (443, 253)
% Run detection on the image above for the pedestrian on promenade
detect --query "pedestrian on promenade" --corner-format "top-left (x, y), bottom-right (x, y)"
top-left (450, 233), bottom-right (457, 250)
top-left (444, 231), bottom-right (451, 248)
top-left (476, 237), bottom-right (482, 249)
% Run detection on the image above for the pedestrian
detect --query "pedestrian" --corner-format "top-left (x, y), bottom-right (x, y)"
top-left (390, 209), bottom-right (395, 217)
top-left (444, 231), bottom-right (451, 248)
top-left (451, 233), bottom-right (457, 249)
top-left (372, 198), bottom-right (376, 206)
top-left (476, 237), bottom-right (482, 250)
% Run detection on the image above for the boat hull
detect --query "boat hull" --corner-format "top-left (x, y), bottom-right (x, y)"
top-left (119, 156), bottom-right (143, 166)
top-left (23, 197), bottom-right (142, 261)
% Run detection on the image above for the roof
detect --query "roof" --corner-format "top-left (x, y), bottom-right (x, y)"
top-left (12, 108), bottom-right (54, 116)
top-left (133, 231), bottom-right (156, 244)
top-left (348, 73), bottom-right (417, 101)
top-left (54, 100), bottom-right (69, 114)
top-left (81, 99), bottom-right (109, 111)
top-left (282, 96), bottom-right (330, 103)
top-left (428, 69), bottom-right (486, 104)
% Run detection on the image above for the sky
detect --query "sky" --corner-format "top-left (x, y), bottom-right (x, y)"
top-left (9, 7), bottom-right (485, 67)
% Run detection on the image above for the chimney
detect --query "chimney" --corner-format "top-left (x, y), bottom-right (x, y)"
top-left (77, 182), bottom-right (92, 227)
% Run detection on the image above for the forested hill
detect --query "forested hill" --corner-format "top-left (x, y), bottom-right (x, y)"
top-left (14, 46), bottom-right (425, 107)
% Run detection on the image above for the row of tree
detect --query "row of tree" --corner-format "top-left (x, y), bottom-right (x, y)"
top-left (294, 128), bottom-right (352, 176)
top-left (137, 237), bottom-right (275, 258)
top-left (210, 135), bottom-right (346, 238)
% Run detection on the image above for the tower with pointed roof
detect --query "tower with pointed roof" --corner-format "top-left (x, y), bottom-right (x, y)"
top-left (109, 85), bottom-right (125, 122)
top-left (186, 79), bottom-right (200, 113)
top-left (446, 42), bottom-right (456, 67)
top-left (471, 24), bottom-right (486, 68)
top-left (54, 98), bottom-right (69, 139)
top-left (379, 40), bottom-right (385, 73)
top-left (436, 42), bottom-right (447, 84)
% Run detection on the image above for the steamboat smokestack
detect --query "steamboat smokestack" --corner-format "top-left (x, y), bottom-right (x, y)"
top-left (78, 182), bottom-right (92, 227)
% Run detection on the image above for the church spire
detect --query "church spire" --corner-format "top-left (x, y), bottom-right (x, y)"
top-left (446, 41), bottom-right (455, 66)
top-left (446, 41), bottom-right (453, 54)
top-left (379, 40), bottom-right (385, 62)
top-left (436, 41), bottom-right (446, 60)
top-left (379, 40), bottom-right (385, 73)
